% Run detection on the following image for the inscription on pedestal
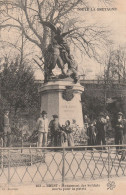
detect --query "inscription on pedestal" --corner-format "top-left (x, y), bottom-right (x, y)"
top-left (62, 105), bottom-right (76, 112)
top-left (40, 80), bottom-right (84, 127)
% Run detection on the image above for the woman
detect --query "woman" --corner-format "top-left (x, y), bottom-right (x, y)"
top-left (64, 120), bottom-right (74, 147)
top-left (87, 120), bottom-right (97, 146)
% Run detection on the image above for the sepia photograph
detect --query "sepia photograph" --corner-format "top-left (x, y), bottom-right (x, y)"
top-left (0, 0), bottom-right (126, 194)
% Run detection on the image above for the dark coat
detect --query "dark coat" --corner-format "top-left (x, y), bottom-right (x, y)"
top-left (114, 120), bottom-right (124, 134)
top-left (49, 119), bottom-right (61, 136)
top-left (123, 119), bottom-right (126, 144)
top-left (96, 118), bottom-right (106, 136)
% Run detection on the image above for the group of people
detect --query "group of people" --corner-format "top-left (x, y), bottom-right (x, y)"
top-left (84, 113), bottom-right (109, 147)
top-left (36, 111), bottom-right (77, 147)
top-left (36, 110), bottom-right (126, 153)
top-left (1, 108), bottom-right (126, 157)
top-left (84, 112), bottom-right (126, 153)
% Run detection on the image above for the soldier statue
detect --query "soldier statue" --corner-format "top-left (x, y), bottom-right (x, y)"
top-left (41, 21), bottom-right (78, 83)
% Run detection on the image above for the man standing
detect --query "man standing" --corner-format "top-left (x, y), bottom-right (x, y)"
top-left (84, 115), bottom-right (90, 134)
top-left (120, 116), bottom-right (126, 160)
top-left (114, 112), bottom-right (124, 152)
top-left (96, 113), bottom-right (107, 148)
top-left (49, 115), bottom-right (61, 146)
top-left (36, 111), bottom-right (48, 147)
top-left (3, 110), bottom-right (11, 147)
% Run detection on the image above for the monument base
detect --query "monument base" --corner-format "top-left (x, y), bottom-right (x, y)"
top-left (39, 79), bottom-right (84, 128)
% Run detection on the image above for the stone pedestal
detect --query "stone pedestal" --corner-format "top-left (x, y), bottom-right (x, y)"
top-left (39, 79), bottom-right (84, 128)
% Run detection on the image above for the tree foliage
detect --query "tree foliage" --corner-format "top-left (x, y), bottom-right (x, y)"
top-left (82, 89), bottom-right (105, 120)
top-left (104, 47), bottom-right (126, 83)
top-left (0, 57), bottom-right (40, 115)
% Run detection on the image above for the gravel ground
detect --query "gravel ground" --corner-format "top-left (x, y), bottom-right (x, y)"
top-left (0, 149), bottom-right (126, 187)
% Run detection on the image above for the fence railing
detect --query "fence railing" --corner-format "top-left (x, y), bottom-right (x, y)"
top-left (0, 145), bottom-right (126, 187)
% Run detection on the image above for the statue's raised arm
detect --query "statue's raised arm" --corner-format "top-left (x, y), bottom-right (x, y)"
top-left (61, 28), bottom-right (77, 37)
top-left (40, 20), bottom-right (77, 37)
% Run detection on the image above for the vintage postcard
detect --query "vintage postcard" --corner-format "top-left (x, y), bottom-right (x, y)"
top-left (0, 0), bottom-right (126, 194)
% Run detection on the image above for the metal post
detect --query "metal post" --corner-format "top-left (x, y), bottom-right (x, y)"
top-left (21, 130), bottom-right (23, 153)
top-left (62, 147), bottom-right (65, 185)
top-left (108, 146), bottom-right (110, 181)
top-left (30, 145), bottom-right (32, 166)
top-left (8, 149), bottom-right (10, 185)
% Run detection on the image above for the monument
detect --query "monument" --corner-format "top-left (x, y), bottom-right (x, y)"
top-left (39, 78), bottom-right (84, 127)
top-left (39, 21), bottom-right (84, 128)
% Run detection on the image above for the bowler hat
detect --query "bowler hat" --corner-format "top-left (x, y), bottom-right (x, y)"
top-left (53, 115), bottom-right (58, 118)
top-left (118, 112), bottom-right (123, 116)
top-left (41, 110), bottom-right (47, 115)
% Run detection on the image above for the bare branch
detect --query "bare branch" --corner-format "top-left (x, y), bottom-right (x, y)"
top-left (21, 0), bottom-right (42, 42)
top-left (54, 0), bottom-right (83, 23)
top-left (33, 58), bottom-right (44, 72)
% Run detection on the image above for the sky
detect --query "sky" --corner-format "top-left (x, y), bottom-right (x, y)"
top-left (0, 0), bottom-right (126, 80)
top-left (75, 0), bottom-right (126, 79)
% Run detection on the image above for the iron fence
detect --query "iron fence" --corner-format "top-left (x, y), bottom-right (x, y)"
top-left (0, 145), bottom-right (126, 187)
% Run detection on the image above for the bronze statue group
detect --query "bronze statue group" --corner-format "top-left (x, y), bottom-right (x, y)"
top-left (40, 21), bottom-right (78, 83)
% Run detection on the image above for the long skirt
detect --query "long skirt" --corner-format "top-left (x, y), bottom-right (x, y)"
top-left (67, 133), bottom-right (74, 147)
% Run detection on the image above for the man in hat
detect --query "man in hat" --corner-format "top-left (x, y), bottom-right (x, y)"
top-left (36, 110), bottom-right (48, 147)
top-left (49, 114), bottom-right (61, 146)
top-left (96, 112), bottom-right (107, 148)
top-left (114, 112), bottom-right (124, 152)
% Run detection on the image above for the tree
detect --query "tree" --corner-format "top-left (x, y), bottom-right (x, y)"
top-left (82, 88), bottom-right (105, 120)
top-left (0, 0), bottom-right (112, 76)
top-left (92, 47), bottom-right (126, 118)
top-left (104, 47), bottom-right (126, 84)
top-left (0, 57), bottom-right (40, 115)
